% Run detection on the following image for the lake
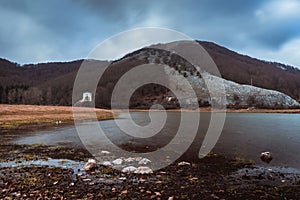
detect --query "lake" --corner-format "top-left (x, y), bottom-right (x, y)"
top-left (14, 112), bottom-right (300, 168)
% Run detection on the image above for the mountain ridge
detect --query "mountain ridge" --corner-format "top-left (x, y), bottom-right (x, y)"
top-left (0, 40), bottom-right (299, 108)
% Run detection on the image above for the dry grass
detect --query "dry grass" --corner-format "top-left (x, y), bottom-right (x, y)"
top-left (0, 104), bottom-right (114, 129)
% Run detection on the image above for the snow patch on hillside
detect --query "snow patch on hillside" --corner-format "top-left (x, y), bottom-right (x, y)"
top-left (165, 66), bottom-right (300, 108)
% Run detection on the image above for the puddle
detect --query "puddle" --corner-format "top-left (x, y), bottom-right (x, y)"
top-left (0, 158), bottom-right (85, 174)
top-left (0, 158), bottom-right (125, 184)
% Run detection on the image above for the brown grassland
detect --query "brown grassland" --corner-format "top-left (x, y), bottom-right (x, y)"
top-left (0, 104), bottom-right (114, 129)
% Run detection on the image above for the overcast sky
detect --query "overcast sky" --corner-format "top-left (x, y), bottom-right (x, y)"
top-left (0, 0), bottom-right (299, 68)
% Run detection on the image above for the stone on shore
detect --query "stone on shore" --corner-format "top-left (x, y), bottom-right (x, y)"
top-left (122, 166), bottom-right (137, 173)
top-left (100, 150), bottom-right (111, 155)
top-left (178, 161), bottom-right (191, 166)
top-left (112, 158), bottom-right (123, 165)
top-left (138, 158), bottom-right (151, 165)
top-left (134, 166), bottom-right (153, 174)
top-left (102, 161), bottom-right (112, 166)
top-left (82, 159), bottom-right (96, 171)
top-left (124, 157), bottom-right (136, 163)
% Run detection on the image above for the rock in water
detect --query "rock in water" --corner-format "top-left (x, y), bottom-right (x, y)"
top-left (260, 152), bottom-right (273, 164)
top-left (82, 159), bottom-right (96, 171)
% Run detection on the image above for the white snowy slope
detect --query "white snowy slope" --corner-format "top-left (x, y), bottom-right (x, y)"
top-left (165, 66), bottom-right (300, 107)
top-left (193, 72), bottom-right (299, 107)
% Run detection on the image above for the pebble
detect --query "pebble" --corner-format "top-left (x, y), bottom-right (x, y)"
top-left (112, 158), bottom-right (123, 165)
top-left (139, 178), bottom-right (146, 182)
top-left (135, 157), bottom-right (143, 162)
top-left (121, 190), bottom-right (128, 195)
top-left (189, 177), bottom-right (199, 181)
top-left (138, 158), bottom-right (152, 165)
top-left (100, 150), bottom-right (111, 155)
top-left (135, 166), bottom-right (153, 174)
top-left (210, 193), bottom-right (220, 199)
top-left (124, 157), bottom-right (136, 163)
top-left (82, 159), bottom-right (96, 171)
top-left (155, 192), bottom-right (161, 196)
top-left (122, 166), bottom-right (137, 173)
top-left (178, 161), bottom-right (191, 166)
top-left (102, 161), bottom-right (112, 166)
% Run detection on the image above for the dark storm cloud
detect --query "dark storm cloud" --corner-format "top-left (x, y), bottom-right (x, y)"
top-left (0, 0), bottom-right (299, 67)
top-left (77, 0), bottom-right (151, 25)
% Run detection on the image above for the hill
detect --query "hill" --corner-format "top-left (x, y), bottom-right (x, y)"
top-left (0, 41), bottom-right (299, 109)
top-left (199, 41), bottom-right (300, 101)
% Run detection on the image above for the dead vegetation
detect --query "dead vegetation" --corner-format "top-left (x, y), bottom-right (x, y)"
top-left (0, 104), bottom-right (113, 129)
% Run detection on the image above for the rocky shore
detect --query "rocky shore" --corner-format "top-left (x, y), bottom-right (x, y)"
top-left (1, 143), bottom-right (300, 199)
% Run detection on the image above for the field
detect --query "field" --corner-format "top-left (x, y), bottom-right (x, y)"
top-left (0, 104), bottom-right (114, 130)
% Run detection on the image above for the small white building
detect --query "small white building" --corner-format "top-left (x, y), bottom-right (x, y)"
top-left (82, 92), bottom-right (92, 102)
top-left (166, 96), bottom-right (175, 102)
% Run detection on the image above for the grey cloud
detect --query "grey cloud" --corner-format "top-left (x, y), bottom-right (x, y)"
top-left (0, 0), bottom-right (299, 67)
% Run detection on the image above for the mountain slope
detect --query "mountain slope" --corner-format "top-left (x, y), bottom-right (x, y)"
top-left (199, 41), bottom-right (300, 100)
top-left (121, 47), bottom-right (299, 109)
top-left (185, 72), bottom-right (300, 108)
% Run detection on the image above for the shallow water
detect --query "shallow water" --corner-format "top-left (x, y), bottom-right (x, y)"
top-left (0, 158), bottom-right (84, 174)
top-left (13, 112), bottom-right (300, 168)
top-left (219, 113), bottom-right (300, 168)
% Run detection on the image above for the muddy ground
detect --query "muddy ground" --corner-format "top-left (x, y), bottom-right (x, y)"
top-left (0, 143), bottom-right (300, 199)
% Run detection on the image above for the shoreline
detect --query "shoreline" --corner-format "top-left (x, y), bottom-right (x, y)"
top-left (1, 142), bottom-right (300, 199)
top-left (115, 107), bottom-right (300, 114)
